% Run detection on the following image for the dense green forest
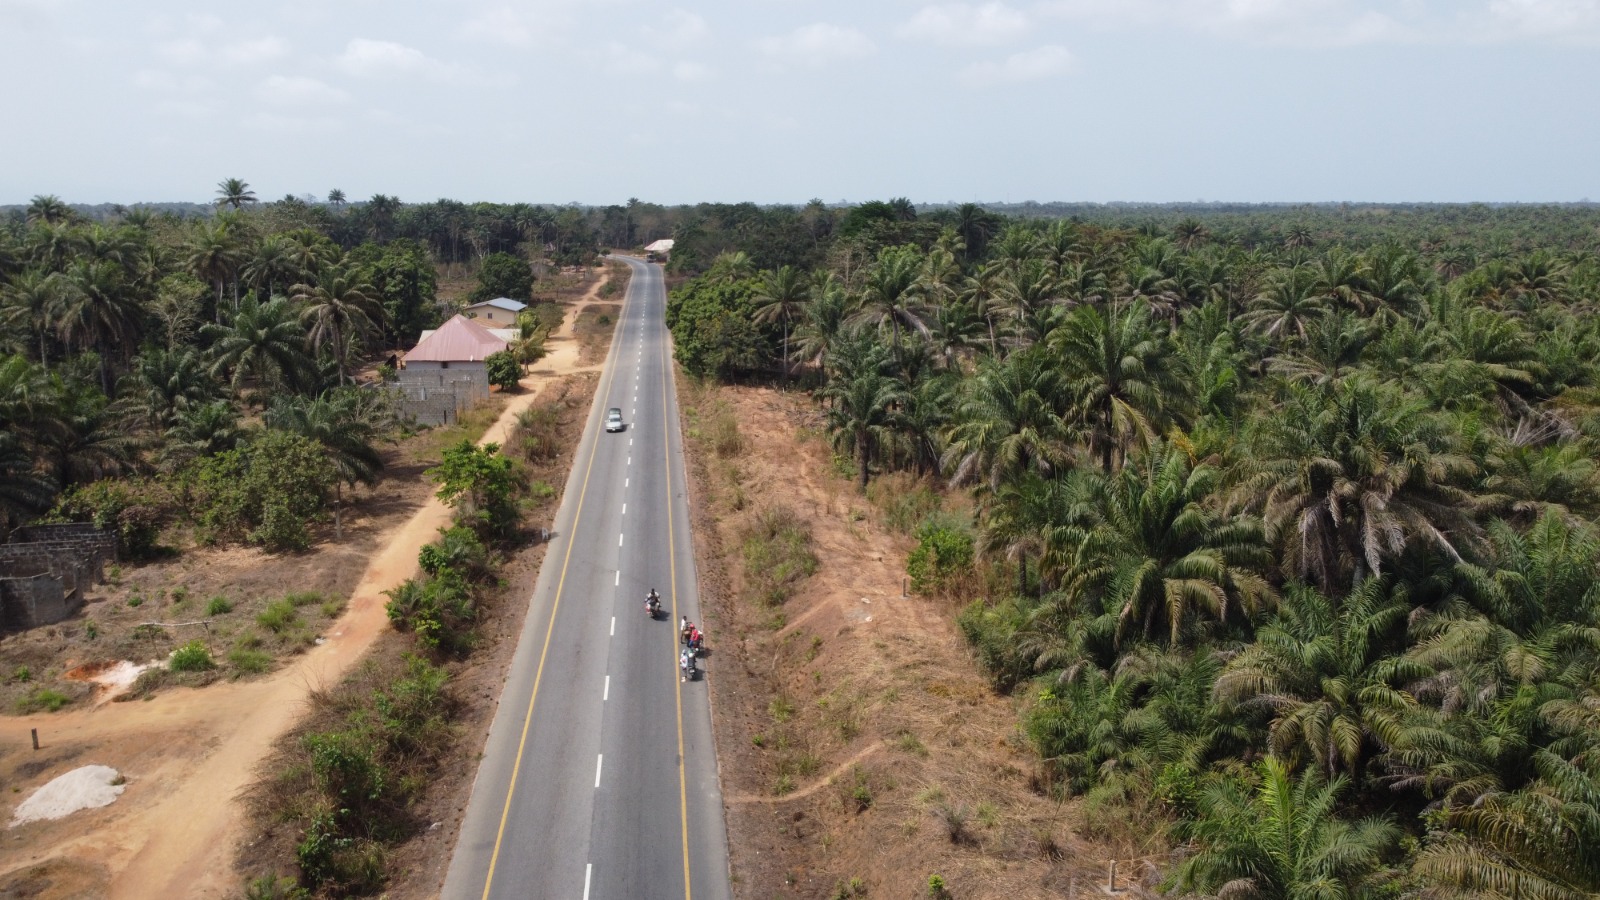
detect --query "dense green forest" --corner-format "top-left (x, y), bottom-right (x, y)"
top-left (665, 202), bottom-right (1600, 898)
top-left (0, 184), bottom-right (601, 550)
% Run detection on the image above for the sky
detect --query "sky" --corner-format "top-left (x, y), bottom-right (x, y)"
top-left (2, 0), bottom-right (1597, 206)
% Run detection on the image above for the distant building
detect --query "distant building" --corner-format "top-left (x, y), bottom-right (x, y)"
top-left (462, 297), bottom-right (528, 325)
top-left (643, 238), bottom-right (674, 261)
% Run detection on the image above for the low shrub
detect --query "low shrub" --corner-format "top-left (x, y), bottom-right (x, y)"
top-left (169, 640), bottom-right (217, 672)
top-left (15, 687), bottom-right (71, 713)
top-left (257, 599), bottom-right (301, 635)
top-left (742, 505), bottom-right (818, 606)
top-left (229, 646), bottom-right (274, 675)
top-left (207, 596), bottom-right (233, 616)
top-left (907, 521), bottom-right (975, 595)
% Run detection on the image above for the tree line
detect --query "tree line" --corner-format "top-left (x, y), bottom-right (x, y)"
top-left (666, 202), bottom-right (1600, 898)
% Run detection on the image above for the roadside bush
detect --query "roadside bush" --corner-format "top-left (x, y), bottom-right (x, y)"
top-left (169, 640), bottom-right (216, 672)
top-left (513, 405), bottom-right (563, 463)
top-left (957, 598), bottom-right (1033, 693)
top-left (206, 596), bottom-right (233, 616)
top-left (48, 477), bottom-right (171, 559)
top-left (907, 522), bottom-right (975, 595)
top-left (186, 430), bottom-right (335, 552)
top-left (273, 654), bottom-right (455, 893)
top-left (384, 569), bottom-right (476, 652)
top-left (427, 440), bottom-right (521, 538)
top-left (418, 526), bottom-right (490, 580)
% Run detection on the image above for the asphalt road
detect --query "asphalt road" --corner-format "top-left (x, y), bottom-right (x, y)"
top-left (441, 257), bottom-right (732, 900)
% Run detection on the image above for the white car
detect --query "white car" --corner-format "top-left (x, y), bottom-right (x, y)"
top-left (605, 408), bottom-right (624, 432)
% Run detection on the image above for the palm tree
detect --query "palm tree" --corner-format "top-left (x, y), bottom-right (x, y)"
top-left (752, 266), bottom-right (809, 380)
top-left (997, 258), bottom-right (1060, 348)
top-left (265, 390), bottom-right (388, 539)
top-left (243, 234), bottom-right (301, 301)
top-left (1070, 440), bottom-right (1274, 646)
top-left (41, 367), bottom-right (135, 487)
top-left (291, 267), bottom-right (384, 384)
top-left (1268, 309), bottom-right (1374, 388)
top-left (186, 220), bottom-right (243, 321)
top-left (202, 295), bottom-right (312, 401)
top-left (1050, 298), bottom-right (1177, 473)
top-left (215, 177), bottom-right (257, 210)
top-left (1215, 580), bottom-right (1423, 777)
top-left (25, 195), bottom-right (72, 226)
top-left (123, 347), bottom-right (218, 432)
top-left (1413, 749), bottom-right (1600, 899)
top-left (821, 336), bottom-right (908, 489)
top-left (790, 274), bottom-right (849, 373)
top-left (52, 258), bottom-right (147, 393)
top-left (161, 400), bottom-right (242, 467)
top-left (1173, 757), bottom-right (1399, 900)
top-left (1, 268), bottom-right (65, 368)
top-left (1243, 266), bottom-right (1327, 345)
top-left (327, 189), bottom-right (346, 208)
top-left (942, 346), bottom-right (1074, 492)
top-left (851, 245), bottom-right (928, 358)
top-left (1233, 378), bottom-right (1479, 591)
top-left (0, 430), bottom-right (55, 534)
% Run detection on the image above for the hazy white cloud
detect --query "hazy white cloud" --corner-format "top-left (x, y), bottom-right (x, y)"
top-left (221, 36), bottom-right (288, 65)
top-left (599, 41), bottom-right (658, 76)
top-left (650, 9), bottom-right (709, 49)
top-left (1485, 0), bottom-right (1600, 37)
top-left (897, 2), bottom-right (1029, 46)
top-left (958, 44), bottom-right (1071, 84)
top-left (457, 6), bottom-right (538, 48)
top-left (672, 60), bottom-right (714, 81)
top-left (157, 33), bottom-right (288, 66)
top-left (256, 74), bottom-right (349, 107)
top-left (1038, 0), bottom-right (1416, 45)
top-left (338, 38), bottom-right (434, 75)
top-left (757, 22), bottom-right (875, 64)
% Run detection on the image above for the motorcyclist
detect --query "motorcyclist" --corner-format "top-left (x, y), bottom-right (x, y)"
top-left (680, 647), bottom-right (695, 681)
top-left (645, 588), bottom-right (661, 616)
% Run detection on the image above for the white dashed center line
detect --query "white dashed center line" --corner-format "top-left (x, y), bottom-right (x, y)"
top-left (603, 675), bottom-right (610, 701)
top-left (610, 616), bottom-right (615, 636)
top-left (594, 754), bottom-right (603, 787)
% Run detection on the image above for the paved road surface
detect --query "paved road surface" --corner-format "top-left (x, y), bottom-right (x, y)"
top-left (442, 257), bottom-right (732, 900)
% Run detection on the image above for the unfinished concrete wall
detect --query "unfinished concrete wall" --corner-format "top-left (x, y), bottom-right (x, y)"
top-left (0, 572), bottom-right (71, 629)
top-left (0, 523), bottom-right (114, 631)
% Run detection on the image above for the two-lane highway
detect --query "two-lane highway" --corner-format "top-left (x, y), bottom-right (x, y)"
top-left (442, 257), bottom-right (731, 900)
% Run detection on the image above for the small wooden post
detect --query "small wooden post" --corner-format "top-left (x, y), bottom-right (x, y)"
top-left (1107, 859), bottom-right (1117, 892)
top-left (31, 728), bottom-right (39, 750)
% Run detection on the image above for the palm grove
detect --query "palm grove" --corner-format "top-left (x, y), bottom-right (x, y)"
top-left (666, 201), bottom-right (1600, 899)
top-left (0, 183), bottom-right (600, 553)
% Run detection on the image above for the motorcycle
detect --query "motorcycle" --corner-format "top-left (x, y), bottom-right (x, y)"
top-left (645, 595), bottom-right (661, 618)
top-left (680, 651), bottom-right (697, 682)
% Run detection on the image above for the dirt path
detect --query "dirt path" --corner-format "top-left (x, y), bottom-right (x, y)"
top-left (0, 309), bottom-right (615, 897)
top-left (527, 269), bottom-right (615, 377)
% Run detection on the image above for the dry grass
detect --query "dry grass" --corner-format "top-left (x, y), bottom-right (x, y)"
top-left (682, 382), bottom-right (1112, 898)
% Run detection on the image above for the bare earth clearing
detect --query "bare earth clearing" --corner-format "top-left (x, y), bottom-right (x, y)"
top-left (683, 383), bottom-right (1125, 899)
top-left (0, 266), bottom-right (620, 899)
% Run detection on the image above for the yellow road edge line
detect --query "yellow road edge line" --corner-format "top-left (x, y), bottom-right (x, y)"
top-left (479, 264), bottom-right (633, 900)
top-left (660, 261), bottom-right (694, 900)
